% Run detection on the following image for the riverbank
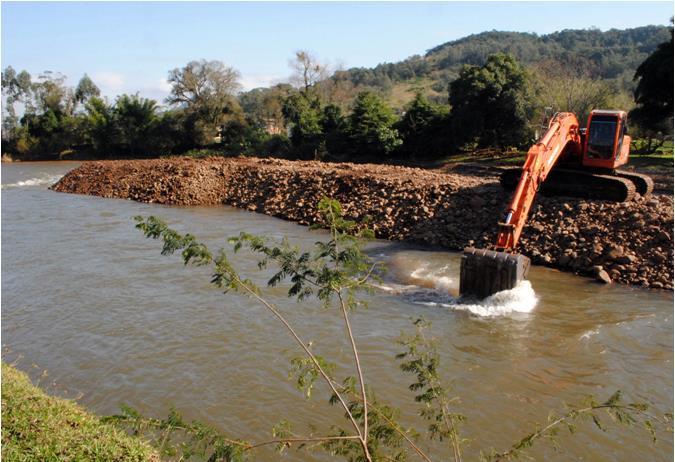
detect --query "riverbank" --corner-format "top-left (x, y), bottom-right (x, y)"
top-left (1, 363), bottom-right (157, 461)
top-left (51, 157), bottom-right (674, 290)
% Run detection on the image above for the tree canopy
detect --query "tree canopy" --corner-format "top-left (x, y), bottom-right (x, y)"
top-left (449, 53), bottom-right (535, 149)
top-left (629, 27), bottom-right (674, 134)
top-left (2, 25), bottom-right (671, 161)
top-left (395, 92), bottom-right (450, 159)
top-left (332, 26), bottom-right (670, 99)
top-left (167, 60), bottom-right (243, 146)
top-left (345, 91), bottom-right (402, 159)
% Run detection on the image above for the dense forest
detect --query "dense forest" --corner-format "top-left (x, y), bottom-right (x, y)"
top-left (1, 25), bottom-right (672, 162)
top-left (335, 26), bottom-right (671, 98)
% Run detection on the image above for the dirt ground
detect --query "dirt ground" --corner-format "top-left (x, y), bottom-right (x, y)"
top-left (51, 156), bottom-right (673, 290)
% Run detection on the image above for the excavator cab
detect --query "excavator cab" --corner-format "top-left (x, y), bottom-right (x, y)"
top-left (582, 110), bottom-right (630, 169)
top-left (459, 109), bottom-right (649, 301)
top-left (460, 112), bottom-right (581, 300)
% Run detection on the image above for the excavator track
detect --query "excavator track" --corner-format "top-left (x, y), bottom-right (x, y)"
top-left (500, 167), bottom-right (637, 202)
top-left (615, 170), bottom-right (654, 197)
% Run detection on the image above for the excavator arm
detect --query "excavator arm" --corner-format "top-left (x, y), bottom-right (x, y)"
top-left (495, 112), bottom-right (581, 250)
top-left (460, 112), bottom-right (581, 299)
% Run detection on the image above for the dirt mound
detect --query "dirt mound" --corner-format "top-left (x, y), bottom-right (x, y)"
top-left (52, 157), bottom-right (674, 290)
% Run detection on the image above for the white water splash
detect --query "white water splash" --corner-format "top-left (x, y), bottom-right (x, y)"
top-left (409, 265), bottom-right (454, 292)
top-left (380, 272), bottom-right (538, 317)
top-left (439, 281), bottom-right (538, 317)
top-left (383, 254), bottom-right (538, 317)
top-left (579, 328), bottom-right (600, 340)
top-left (2, 174), bottom-right (63, 189)
top-left (460, 280), bottom-right (538, 316)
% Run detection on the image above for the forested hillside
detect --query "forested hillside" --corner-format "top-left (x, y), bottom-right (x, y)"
top-left (2, 24), bottom-right (672, 161)
top-left (329, 26), bottom-right (670, 107)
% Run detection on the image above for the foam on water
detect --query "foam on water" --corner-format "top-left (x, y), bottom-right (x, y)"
top-left (378, 272), bottom-right (538, 317)
top-left (2, 174), bottom-right (63, 189)
top-left (411, 280), bottom-right (538, 317)
top-left (579, 328), bottom-right (600, 340)
top-left (382, 255), bottom-right (539, 317)
top-left (458, 280), bottom-right (538, 316)
top-left (409, 265), bottom-right (454, 292)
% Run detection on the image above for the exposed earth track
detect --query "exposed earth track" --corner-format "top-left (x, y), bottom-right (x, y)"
top-left (51, 157), bottom-right (674, 290)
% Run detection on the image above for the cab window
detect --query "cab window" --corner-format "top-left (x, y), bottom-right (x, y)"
top-left (587, 116), bottom-right (617, 159)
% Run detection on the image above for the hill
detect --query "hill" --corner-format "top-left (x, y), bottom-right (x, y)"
top-left (329, 25), bottom-right (671, 108)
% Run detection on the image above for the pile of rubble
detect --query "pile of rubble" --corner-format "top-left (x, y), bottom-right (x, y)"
top-left (52, 157), bottom-right (673, 290)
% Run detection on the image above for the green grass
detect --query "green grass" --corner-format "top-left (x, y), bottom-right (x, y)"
top-left (626, 139), bottom-right (673, 171)
top-left (387, 78), bottom-right (444, 109)
top-left (431, 139), bottom-right (674, 172)
top-left (631, 139), bottom-right (674, 157)
top-left (426, 149), bottom-right (527, 168)
top-left (627, 155), bottom-right (674, 171)
top-left (1, 363), bottom-right (157, 462)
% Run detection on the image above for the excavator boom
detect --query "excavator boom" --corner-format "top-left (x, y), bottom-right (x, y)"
top-left (495, 112), bottom-right (580, 250)
top-left (460, 112), bottom-right (581, 299)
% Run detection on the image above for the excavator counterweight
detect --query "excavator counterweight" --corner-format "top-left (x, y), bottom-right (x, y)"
top-left (459, 110), bottom-right (650, 299)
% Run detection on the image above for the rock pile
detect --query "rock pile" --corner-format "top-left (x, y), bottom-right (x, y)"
top-left (51, 157), bottom-right (673, 290)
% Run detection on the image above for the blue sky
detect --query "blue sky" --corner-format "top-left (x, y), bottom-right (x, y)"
top-left (2, 1), bottom-right (673, 102)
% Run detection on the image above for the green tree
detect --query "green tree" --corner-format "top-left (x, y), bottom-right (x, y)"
top-left (449, 53), bottom-right (536, 150)
top-left (261, 133), bottom-right (292, 158)
top-left (113, 94), bottom-right (159, 156)
top-left (153, 109), bottom-right (195, 155)
top-left (32, 71), bottom-right (71, 115)
top-left (2, 66), bottom-right (33, 137)
top-left (167, 60), bottom-right (242, 147)
top-left (219, 116), bottom-right (263, 156)
top-left (74, 74), bottom-right (101, 108)
top-left (82, 96), bottom-right (116, 156)
top-left (345, 91), bottom-right (402, 159)
top-left (1, 67), bottom-right (80, 159)
top-left (19, 109), bottom-right (82, 159)
top-left (282, 91), bottom-right (324, 159)
top-left (396, 92), bottom-right (450, 160)
top-left (531, 59), bottom-right (618, 123)
top-left (127, 200), bottom-right (671, 462)
top-left (321, 103), bottom-right (349, 159)
top-left (238, 84), bottom-right (291, 133)
top-left (629, 26), bottom-right (674, 135)
top-left (14, 71), bottom-right (82, 159)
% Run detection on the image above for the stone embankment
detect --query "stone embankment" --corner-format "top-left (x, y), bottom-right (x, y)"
top-left (51, 157), bottom-right (674, 290)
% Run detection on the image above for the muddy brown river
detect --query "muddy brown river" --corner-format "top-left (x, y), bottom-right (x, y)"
top-left (2, 162), bottom-right (673, 461)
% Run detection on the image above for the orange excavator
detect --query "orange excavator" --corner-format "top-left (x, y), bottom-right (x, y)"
top-left (459, 110), bottom-right (653, 299)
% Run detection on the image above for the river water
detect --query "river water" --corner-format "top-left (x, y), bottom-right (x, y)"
top-left (2, 162), bottom-right (673, 461)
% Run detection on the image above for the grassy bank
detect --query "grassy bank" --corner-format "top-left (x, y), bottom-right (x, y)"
top-left (1, 362), bottom-right (157, 461)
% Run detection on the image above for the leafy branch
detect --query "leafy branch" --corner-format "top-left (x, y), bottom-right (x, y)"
top-left (131, 199), bottom-right (670, 462)
top-left (134, 198), bottom-right (381, 461)
top-left (104, 405), bottom-right (360, 461)
top-left (397, 318), bottom-right (465, 462)
top-left (486, 391), bottom-right (673, 461)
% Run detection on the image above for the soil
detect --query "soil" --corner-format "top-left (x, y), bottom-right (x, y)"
top-left (51, 157), bottom-right (674, 290)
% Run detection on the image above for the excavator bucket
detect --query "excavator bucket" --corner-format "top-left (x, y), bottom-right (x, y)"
top-left (459, 248), bottom-right (531, 299)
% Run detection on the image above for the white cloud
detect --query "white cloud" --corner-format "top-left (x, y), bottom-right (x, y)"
top-left (239, 74), bottom-right (286, 91)
top-left (92, 71), bottom-right (125, 91)
top-left (157, 78), bottom-right (172, 93)
top-left (87, 72), bottom-right (284, 103)
top-left (87, 73), bottom-right (172, 104)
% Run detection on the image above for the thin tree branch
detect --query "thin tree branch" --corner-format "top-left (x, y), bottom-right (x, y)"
top-left (328, 377), bottom-right (433, 462)
top-left (369, 403), bottom-right (434, 462)
top-left (234, 273), bottom-right (364, 442)
top-left (492, 404), bottom-right (669, 462)
top-left (328, 205), bottom-right (372, 462)
top-left (414, 326), bottom-right (462, 462)
top-left (246, 435), bottom-right (360, 450)
top-left (337, 290), bottom-right (369, 446)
